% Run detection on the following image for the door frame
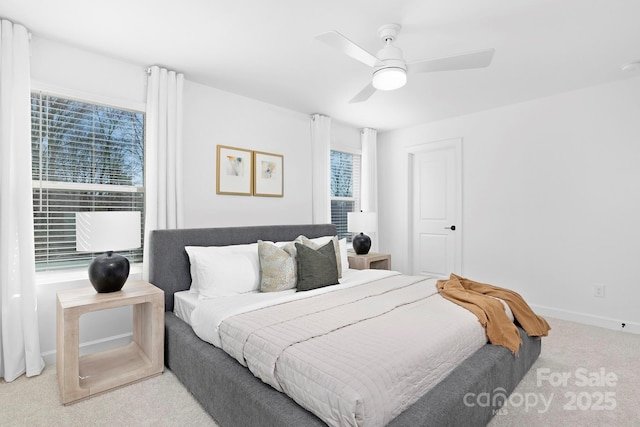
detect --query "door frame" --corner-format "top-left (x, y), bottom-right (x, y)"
top-left (405, 138), bottom-right (463, 275)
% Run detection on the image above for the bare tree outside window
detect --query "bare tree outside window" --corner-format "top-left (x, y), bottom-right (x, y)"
top-left (31, 93), bottom-right (145, 271)
top-left (330, 150), bottom-right (360, 240)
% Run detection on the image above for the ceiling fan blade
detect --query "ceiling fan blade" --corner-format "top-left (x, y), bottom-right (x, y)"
top-left (316, 31), bottom-right (378, 68)
top-left (407, 48), bottom-right (495, 74)
top-left (349, 83), bottom-right (377, 103)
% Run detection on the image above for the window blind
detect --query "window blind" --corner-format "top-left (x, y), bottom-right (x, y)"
top-left (31, 92), bottom-right (145, 271)
top-left (330, 150), bottom-right (361, 240)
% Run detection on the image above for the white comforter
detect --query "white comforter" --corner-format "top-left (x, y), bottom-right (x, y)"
top-left (189, 269), bottom-right (399, 347)
top-left (189, 271), bottom-right (491, 427)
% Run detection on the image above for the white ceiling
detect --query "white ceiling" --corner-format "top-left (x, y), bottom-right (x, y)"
top-left (3, 0), bottom-right (640, 131)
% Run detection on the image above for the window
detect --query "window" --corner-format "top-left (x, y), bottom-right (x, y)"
top-left (31, 92), bottom-right (145, 271)
top-left (330, 150), bottom-right (361, 240)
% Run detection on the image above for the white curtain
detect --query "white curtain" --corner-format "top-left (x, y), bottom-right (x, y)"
top-left (0, 19), bottom-right (45, 382)
top-left (142, 66), bottom-right (184, 280)
top-left (310, 114), bottom-right (331, 224)
top-left (360, 127), bottom-right (379, 250)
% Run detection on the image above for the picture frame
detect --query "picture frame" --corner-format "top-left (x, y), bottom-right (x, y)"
top-left (253, 151), bottom-right (284, 197)
top-left (216, 145), bottom-right (253, 195)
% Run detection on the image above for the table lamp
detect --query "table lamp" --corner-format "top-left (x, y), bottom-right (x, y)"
top-left (76, 211), bottom-right (141, 293)
top-left (347, 211), bottom-right (378, 255)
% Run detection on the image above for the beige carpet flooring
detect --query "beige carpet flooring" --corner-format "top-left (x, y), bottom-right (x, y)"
top-left (0, 367), bottom-right (217, 426)
top-left (1, 317), bottom-right (639, 426)
top-left (488, 317), bottom-right (640, 427)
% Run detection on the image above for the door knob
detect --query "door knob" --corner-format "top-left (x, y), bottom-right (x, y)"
top-left (444, 225), bottom-right (456, 231)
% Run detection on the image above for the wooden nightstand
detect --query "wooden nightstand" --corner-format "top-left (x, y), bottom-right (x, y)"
top-left (56, 280), bottom-right (164, 405)
top-left (347, 252), bottom-right (392, 270)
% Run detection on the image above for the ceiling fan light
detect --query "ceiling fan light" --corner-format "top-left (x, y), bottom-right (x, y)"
top-left (372, 67), bottom-right (407, 91)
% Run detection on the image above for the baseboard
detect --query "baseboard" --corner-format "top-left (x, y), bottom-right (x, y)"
top-left (41, 333), bottom-right (133, 366)
top-left (531, 304), bottom-right (640, 335)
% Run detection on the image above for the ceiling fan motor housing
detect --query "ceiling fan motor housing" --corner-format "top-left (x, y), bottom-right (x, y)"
top-left (375, 46), bottom-right (406, 69)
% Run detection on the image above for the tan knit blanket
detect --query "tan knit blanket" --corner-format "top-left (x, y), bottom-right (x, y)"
top-left (436, 273), bottom-right (550, 354)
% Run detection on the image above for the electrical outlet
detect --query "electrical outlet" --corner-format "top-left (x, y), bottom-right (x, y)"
top-left (594, 285), bottom-right (605, 298)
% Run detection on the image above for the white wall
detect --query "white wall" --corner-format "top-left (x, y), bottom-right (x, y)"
top-left (181, 81), bottom-right (313, 227)
top-left (378, 77), bottom-right (640, 332)
top-left (332, 120), bottom-right (362, 153)
top-left (181, 93), bottom-right (361, 228)
top-left (30, 38), bottom-right (146, 107)
top-left (31, 37), bottom-right (361, 364)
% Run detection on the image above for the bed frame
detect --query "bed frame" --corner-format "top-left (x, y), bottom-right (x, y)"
top-left (149, 224), bottom-right (541, 427)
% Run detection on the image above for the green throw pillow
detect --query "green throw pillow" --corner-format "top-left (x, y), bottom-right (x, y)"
top-left (295, 241), bottom-right (339, 292)
top-left (295, 235), bottom-right (342, 278)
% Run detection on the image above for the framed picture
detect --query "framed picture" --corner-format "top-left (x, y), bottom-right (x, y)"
top-left (253, 151), bottom-right (284, 197)
top-left (216, 145), bottom-right (253, 195)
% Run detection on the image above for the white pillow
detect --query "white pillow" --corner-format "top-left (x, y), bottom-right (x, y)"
top-left (339, 238), bottom-right (348, 273)
top-left (185, 243), bottom-right (260, 298)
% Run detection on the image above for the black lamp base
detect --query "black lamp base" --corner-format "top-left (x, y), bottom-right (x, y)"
top-left (352, 233), bottom-right (372, 255)
top-left (88, 251), bottom-right (130, 293)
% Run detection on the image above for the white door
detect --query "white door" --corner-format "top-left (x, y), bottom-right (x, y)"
top-left (411, 139), bottom-right (462, 277)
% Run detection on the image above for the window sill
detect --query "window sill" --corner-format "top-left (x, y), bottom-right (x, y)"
top-left (36, 263), bottom-right (143, 286)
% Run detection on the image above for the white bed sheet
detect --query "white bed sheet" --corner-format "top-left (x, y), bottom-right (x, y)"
top-left (185, 268), bottom-right (399, 347)
top-left (174, 290), bottom-right (198, 325)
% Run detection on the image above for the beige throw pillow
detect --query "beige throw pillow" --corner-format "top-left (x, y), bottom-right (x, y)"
top-left (258, 240), bottom-right (297, 292)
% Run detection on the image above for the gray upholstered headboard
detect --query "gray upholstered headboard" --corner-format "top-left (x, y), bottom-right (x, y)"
top-left (148, 224), bottom-right (337, 311)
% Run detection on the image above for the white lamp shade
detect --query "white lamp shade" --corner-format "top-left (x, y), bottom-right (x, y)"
top-left (76, 211), bottom-right (141, 253)
top-left (347, 212), bottom-right (378, 233)
top-left (372, 67), bottom-right (407, 91)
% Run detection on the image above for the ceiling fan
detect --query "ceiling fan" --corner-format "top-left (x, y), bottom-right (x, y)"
top-left (316, 24), bottom-right (495, 103)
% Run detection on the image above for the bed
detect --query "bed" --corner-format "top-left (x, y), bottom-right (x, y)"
top-left (148, 224), bottom-right (541, 427)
